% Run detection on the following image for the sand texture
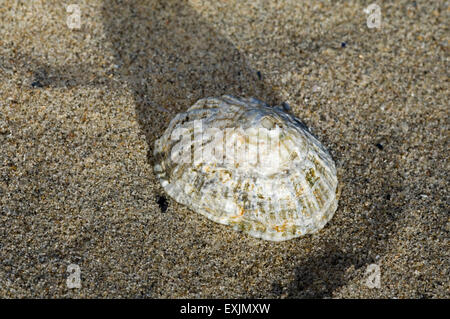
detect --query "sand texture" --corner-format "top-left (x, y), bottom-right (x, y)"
top-left (0, 0), bottom-right (448, 298)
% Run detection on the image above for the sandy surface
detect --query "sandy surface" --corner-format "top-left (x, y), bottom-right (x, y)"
top-left (0, 0), bottom-right (448, 298)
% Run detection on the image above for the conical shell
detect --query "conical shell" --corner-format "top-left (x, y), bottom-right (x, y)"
top-left (154, 95), bottom-right (338, 241)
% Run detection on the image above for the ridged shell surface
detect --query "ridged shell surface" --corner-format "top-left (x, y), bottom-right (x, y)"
top-left (154, 95), bottom-right (338, 241)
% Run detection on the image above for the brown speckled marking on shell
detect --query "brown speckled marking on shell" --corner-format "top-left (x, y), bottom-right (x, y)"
top-left (153, 95), bottom-right (338, 241)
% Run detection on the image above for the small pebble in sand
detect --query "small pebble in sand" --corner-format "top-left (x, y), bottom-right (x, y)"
top-left (31, 81), bottom-right (43, 88)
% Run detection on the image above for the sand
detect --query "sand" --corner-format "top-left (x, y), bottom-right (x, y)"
top-left (0, 0), bottom-right (448, 298)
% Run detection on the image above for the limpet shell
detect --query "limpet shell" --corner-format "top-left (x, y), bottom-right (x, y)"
top-left (153, 95), bottom-right (338, 241)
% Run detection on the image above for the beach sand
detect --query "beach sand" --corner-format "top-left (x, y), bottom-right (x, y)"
top-left (0, 0), bottom-right (448, 298)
